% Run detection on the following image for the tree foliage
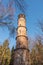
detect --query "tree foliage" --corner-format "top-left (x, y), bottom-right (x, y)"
top-left (0, 40), bottom-right (11, 65)
top-left (9, 46), bottom-right (14, 65)
top-left (30, 38), bottom-right (43, 65)
top-left (0, 37), bottom-right (43, 65)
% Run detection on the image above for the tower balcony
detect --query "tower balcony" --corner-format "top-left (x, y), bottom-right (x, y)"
top-left (16, 26), bottom-right (27, 31)
top-left (18, 14), bottom-right (25, 19)
top-left (16, 35), bottom-right (28, 40)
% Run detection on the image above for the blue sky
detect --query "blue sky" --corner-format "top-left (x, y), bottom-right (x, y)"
top-left (0, 0), bottom-right (43, 50)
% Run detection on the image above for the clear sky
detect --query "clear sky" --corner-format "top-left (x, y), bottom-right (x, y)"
top-left (0, 0), bottom-right (43, 50)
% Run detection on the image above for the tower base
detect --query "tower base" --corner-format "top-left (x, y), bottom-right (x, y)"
top-left (13, 48), bottom-right (30, 65)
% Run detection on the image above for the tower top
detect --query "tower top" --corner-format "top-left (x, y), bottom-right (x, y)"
top-left (18, 14), bottom-right (25, 19)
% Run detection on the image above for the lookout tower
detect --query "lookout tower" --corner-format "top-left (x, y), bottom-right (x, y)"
top-left (16, 14), bottom-right (28, 48)
top-left (13, 14), bottom-right (29, 65)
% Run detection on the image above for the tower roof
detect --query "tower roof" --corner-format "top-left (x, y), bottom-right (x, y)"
top-left (18, 14), bottom-right (25, 19)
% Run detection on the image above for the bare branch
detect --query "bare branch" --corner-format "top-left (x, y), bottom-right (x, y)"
top-left (0, 21), bottom-right (16, 37)
top-left (38, 20), bottom-right (43, 32)
top-left (0, 0), bottom-right (28, 38)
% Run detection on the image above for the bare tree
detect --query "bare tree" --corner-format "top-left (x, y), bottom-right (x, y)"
top-left (0, 0), bottom-right (28, 38)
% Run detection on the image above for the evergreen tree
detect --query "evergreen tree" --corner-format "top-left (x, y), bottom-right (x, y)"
top-left (0, 40), bottom-right (11, 65)
top-left (31, 39), bottom-right (43, 65)
top-left (10, 46), bottom-right (14, 65)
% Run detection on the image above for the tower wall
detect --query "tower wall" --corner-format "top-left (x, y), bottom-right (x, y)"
top-left (18, 18), bottom-right (26, 27)
top-left (17, 27), bottom-right (26, 36)
top-left (14, 49), bottom-right (29, 65)
top-left (16, 14), bottom-right (28, 49)
top-left (16, 36), bottom-right (28, 48)
top-left (13, 14), bottom-right (29, 65)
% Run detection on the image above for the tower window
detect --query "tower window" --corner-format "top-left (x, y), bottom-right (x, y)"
top-left (20, 24), bottom-right (21, 26)
top-left (19, 30), bottom-right (21, 33)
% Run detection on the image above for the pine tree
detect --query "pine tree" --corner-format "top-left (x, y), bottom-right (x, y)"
top-left (0, 40), bottom-right (11, 65)
top-left (10, 46), bottom-right (14, 65)
top-left (31, 39), bottom-right (43, 65)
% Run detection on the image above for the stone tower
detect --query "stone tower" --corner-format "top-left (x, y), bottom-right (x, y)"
top-left (13, 14), bottom-right (29, 65)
